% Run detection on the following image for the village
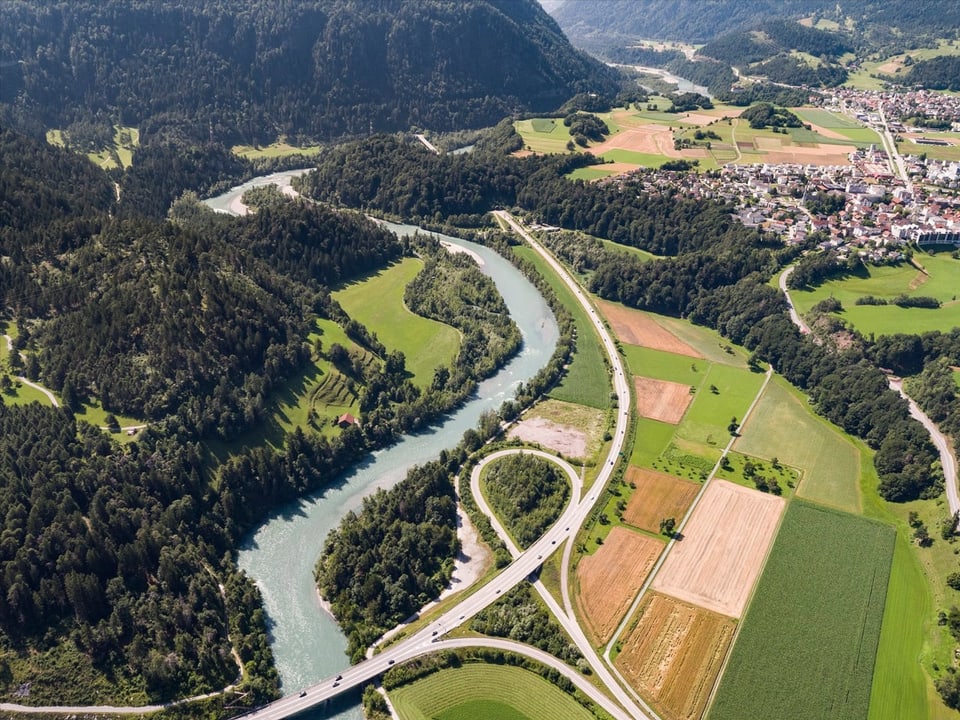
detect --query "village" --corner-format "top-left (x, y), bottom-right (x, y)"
top-left (595, 87), bottom-right (960, 265)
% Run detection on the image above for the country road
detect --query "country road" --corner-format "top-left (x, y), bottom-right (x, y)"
top-left (778, 268), bottom-right (959, 520)
top-left (3, 334), bottom-right (60, 407)
top-left (889, 377), bottom-right (959, 517)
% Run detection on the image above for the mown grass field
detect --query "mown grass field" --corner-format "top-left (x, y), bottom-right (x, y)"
top-left (734, 375), bottom-right (862, 513)
top-left (709, 501), bottom-right (895, 720)
top-left (672, 362), bottom-right (766, 456)
top-left (868, 534), bottom-right (932, 720)
top-left (598, 239), bottom-right (660, 262)
top-left (333, 258), bottom-right (459, 387)
top-left (623, 345), bottom-right (707, 385)
top-left (567, 167), bottom-right (617, 181)
top-left (790, 253), bottom-right (960, 336)
top-left (389, 664), bottom-right (600, 720)
top-left (514, 118), bottom-right (574, 154)
top-left (231, 141), bottom-right (321, 159)
top-left (514, 246), bottom-right (610, 409)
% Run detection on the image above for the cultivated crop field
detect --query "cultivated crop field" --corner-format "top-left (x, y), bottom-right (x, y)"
top-left (615, 592), bottom-right (735, 720)
top-left (790, 253), bottom-right (960, 336)
top-left (576, 526), bottom-right (664, 644)
top-left (597, 301), bottom-right (702, 357)
top-left (622, 468), bottom-right (699, 533)
top-left (652, 480), bottom-right (784, 618)
top-left (734, 376), bottom-right (861, 512)
top-left (389, 664), bottom-right (599, 720)
top-left (634, 376), bottom-right (694, 424)
top-left (709, 501), bottom-right (894, 720)
top-left (333, 258), bottom-right (459, 386)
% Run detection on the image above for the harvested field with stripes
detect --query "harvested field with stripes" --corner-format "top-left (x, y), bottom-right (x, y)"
top-left (576, 527), bottom-right (664, 644)
top-left (651, 480), bottom-right (784, 618)
top-left (635, 376), bottom-right (694, 424)
top-left (615, 592), bottom-right (735, 720)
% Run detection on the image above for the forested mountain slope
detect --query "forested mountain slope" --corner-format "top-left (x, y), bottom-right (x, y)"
top-left (549, 0), bottom-right (960, 54)
top-left (0, 0), bottom-right (619, 144)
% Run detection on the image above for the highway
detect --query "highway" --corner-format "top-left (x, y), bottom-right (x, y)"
top-left (239, 210), bottom-right (639, 719)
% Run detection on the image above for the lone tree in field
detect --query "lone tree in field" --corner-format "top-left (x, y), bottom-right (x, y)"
top-left (660, 517), bottom-right (677, 537)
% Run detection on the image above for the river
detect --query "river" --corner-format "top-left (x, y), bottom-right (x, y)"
top-left (204, 184), bottom-right (558, 716)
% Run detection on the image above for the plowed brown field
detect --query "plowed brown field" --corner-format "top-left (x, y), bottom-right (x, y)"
top-left (623, 468), bottom-right (699, 533)
top-left (576, 527), bottom-right (664, 644)
top-left (635, 376), bottom-right (693, 424)
top-left (615, 592), bottom-right (735, 720)
top-left (652, 480), bottom-right (784, 617)
top-left (597, 301), bottom-right (703, 357)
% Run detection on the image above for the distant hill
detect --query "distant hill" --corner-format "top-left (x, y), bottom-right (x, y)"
top-left (0, 0), bottom-right (619, 144)
top-left (549, 0), bottom-right (960, 54)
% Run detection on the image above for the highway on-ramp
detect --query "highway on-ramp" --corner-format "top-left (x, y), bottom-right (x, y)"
top-left (238, 211), bottom-right (640, 719)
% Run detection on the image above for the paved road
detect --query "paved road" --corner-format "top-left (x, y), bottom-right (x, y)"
top-left (877, 104), bottom-right (911, 192)
top-left (778, 267), bottom-right (810, 335)
top-left (10, 211), bottom-right (640, 719)
top-left (889, 377), bottom-right (959, 518)
top-left (415, 134), bottom-right (440, 155)
top-left (778, 267), bottom-right (959, 524)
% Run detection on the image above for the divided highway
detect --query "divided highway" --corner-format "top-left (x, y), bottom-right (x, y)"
top-left (239, 211), bottom-right (640, 719)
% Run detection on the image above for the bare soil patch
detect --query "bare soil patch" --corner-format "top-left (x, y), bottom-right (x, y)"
top-left (762, 144), bottom-right (852, 165)
top-left (589, 125), bottom-right (685, 158)
top-left (623, 468), bottom-right (700, 533)
top-left (508, 416), bottom-right (589, 458)
top-left (615, 592), bottom-right (735, 720)
top-left (635, 377), bottom-right (694, 424)
top-left (576, 527), bottom-right (664, 644)
top-left (597, 300), bottom-right (703, 357)
top-left (652, 480), bottom-right (785, 618)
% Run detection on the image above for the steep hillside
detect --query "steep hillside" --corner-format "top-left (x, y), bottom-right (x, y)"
top-left (0, 0), bottom-right (619, 144)
top-left (549, 0), bottom-right (960, 54)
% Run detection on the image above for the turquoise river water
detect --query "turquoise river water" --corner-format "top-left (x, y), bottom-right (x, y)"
top-left (205, 180), bottom-right (558, 717)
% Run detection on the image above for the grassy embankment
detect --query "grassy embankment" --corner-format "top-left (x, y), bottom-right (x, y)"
top-left (790, 251), bottom-right (960, 336)
top-left (389, 664), bottom-right (602, 720)
top-left (513, 246), bottom-right (611, 410)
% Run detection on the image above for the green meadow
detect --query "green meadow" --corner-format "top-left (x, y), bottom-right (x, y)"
top-left (47, 125), bottom-right (139, 170)
top-left (333, 258), bottom-right (460, 387)
top-left (514, 118), bottom-right (574, 154)
top-left (790, 253), bottom-right (960, 336)
top-left (514, 247), bottom-right (611, 409)
top-left (734, 375), bottom-right (862, 513)
top-left (389, 664), bottom-right (601, 720)
top-left (231, 141), bottom-right (321, 159)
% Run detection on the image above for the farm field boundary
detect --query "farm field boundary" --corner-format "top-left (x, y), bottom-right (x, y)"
top-left (709, 500), bottom-right (894, 720)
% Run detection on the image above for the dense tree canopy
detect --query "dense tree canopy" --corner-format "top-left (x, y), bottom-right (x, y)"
top-left (0, 0), bottom-right (620, 144)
